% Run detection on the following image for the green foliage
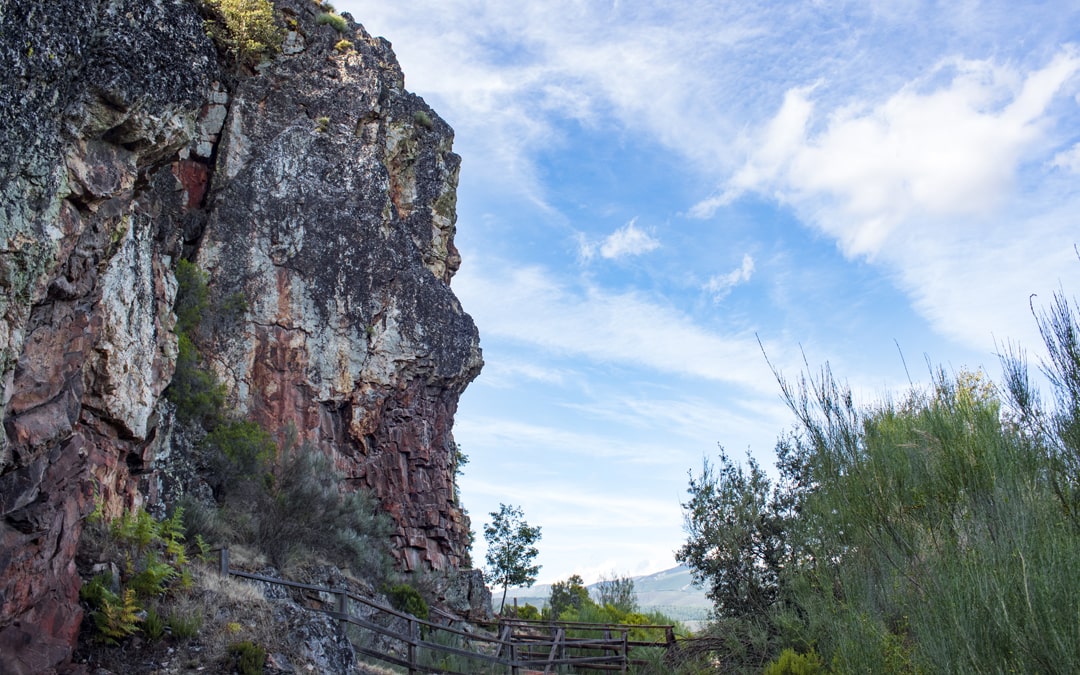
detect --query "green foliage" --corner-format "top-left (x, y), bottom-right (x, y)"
top-left (80, 505), bottom-right (198, 645)
top-left (548, 574), bottom-right (590, 618)
top-left (128, 551), bottom-right (178, 597)
top-left (334, 38), bottom-right (354, 52)
top-left (387, 583), bottom-right (430, 620)
top-left (483, 503), bottom-right (542, 613)
top-left (144, 606), bottom-right (166, 642)
top-left (204, 419), bottom-right (276, 490)
top-left (93, 588), bottom-right (142, 645)
top-left (413, 110), bottom-right (433, 129)
top-left (226, 640), bottom-right (267, 675)
top-left (316, 11), bottom-right (348, 33)
top-left (764, 649), bottom-right (825, 675)
top-left (169, 333), bottom-right (228, 425)
top-left (194, 534), bottom-right (212, 562)
top-left (166, 260), bottom-right (227, 426)
top-left (680, 300), bottom-right (1080, 674)
top-left (594, 571), bottom-right (638, 614)
top-left (677, 449), bottom-right (787, 619)
top-left (174, 259), bottom-right (208, 336)
top-left (168, 609), bottom-right (204, 640)
top-left (510, 602), bottom-right (541, 620)
top-left (315, 116), bottom-right (331, 132)
top-left (204, 0), bottom-right (283, 65)
top-left (189, 436), bottom-right (395, 580)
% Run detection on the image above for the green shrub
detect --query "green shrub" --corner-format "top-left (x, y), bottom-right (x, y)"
top-left (764, 648), bottom-right (825, 675)
top-left (166, 260), bottom-right (227, 426)
top-left (173, 259), bottom-right (208, 336)
top-left (204, 0), bottom-right (283, 64)
top-left (226, 640), bottom-right (267, 675)
top-left (334, 39), bottom-right (354, 52)
top-left (144, 607), bottom-right (166, 642)
top-left (387, 583), bottom-right (429, 620)
top-left (207, 440), bottom-right (396, 579)
top-left (204, 419), bottom-right (276, 486)
top-left (315, 11), bottom-right (348, 33)
top-left (169, 609), bottom-right (204, 640)
top-left (514, 602), bottom-right (541, 620)
top-left (79, 505), bottom-right (198, 645)
top-left (315, 116), bottom-right (330, 133)
top-left (413, 110), bottom-right (433, 129)
top-left (93, 588), bottom-right (142, 645)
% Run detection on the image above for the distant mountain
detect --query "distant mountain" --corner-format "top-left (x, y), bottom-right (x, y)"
top-left (500, 566), bottom-right (711, 623)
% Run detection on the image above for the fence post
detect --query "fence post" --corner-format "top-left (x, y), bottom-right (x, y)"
top-left (336, 591), bottom-right (347, 636)
top-left (219, 547), bottom-right (229, 577)
top-left (621, 628), bottom-right (629, 674)
top-left (407, 617), bottom-right (418, 675)
top-left (510, 642), bottom-right (519, 675)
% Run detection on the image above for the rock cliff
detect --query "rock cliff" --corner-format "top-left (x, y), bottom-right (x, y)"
top-left (0, 1), bottom-right (482, 672)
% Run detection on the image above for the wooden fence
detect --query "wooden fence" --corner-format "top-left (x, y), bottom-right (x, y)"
top-left (217, 548), bottom-right (677, 674)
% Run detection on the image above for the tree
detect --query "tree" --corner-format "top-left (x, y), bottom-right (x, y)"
top-left (548, 574), bottom-right (590, 618)
top-left (676, 450), bottom-right (790, 620)
top-left (594, 572), bottom-right (638, 613)
top-left (483, 504), bottom-right (541, 613)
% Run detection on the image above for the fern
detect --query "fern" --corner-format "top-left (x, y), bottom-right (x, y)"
top-left (94, 588), bottom-right (142, 644)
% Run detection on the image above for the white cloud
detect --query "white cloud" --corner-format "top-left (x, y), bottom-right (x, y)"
top-left (453, 261), bottom-right (781, 393)
top-left (454, 415), bottom-right (671, 464)
top-left (1051, 142), bottom-right (1080, 173)
top-left (579, 219), bottom-right (661, 260)
top-left (704, 254), bottom-right (755, 301)
top-left (600, 219), bottom-right (661, 259)
top-left (711, 50), bottom-right (1080, 258)
top-left (475, 359), bottom-right (571, 388)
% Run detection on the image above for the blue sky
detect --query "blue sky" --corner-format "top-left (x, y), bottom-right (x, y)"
top-left (338, 0), bottom-right (1080, 585)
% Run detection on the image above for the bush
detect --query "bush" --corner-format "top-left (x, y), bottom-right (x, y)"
top-left (203, 438), bottom-right (395, 580)
top-left (226, 640), bottom-right (267, 675)
top-left (79, 506), bottom-right (195, 645)
top-left (681, 346), bottom-right (1080, 670)
top-left (204, 419), bottom-right (276, 492)
top-left (204, 0), bottom-right (283, 64)
top-left (764, 648), bottom-right (825, 675)
top-left (413, 110), bottom-right (433, 129)
top-left (334, 39), bottom-right (354, 52)
top-left (165, 259), bottom-right (227, 426)
top-left (315, 11), bottom-right (348, 33)
top-left (387, 583), bottom-right (429, 620)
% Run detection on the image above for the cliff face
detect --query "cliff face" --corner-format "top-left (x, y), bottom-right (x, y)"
top-left (0, 1), bottom-right (481, 672)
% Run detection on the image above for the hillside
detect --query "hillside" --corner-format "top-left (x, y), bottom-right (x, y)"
top-left (502, 566), bottom-right (711, 623)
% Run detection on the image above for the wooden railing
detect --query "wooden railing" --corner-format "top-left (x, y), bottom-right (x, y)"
top-left (217, 548), bottom-right (678, 674)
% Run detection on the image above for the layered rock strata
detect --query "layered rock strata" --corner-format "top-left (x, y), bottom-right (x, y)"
top-left (0, 1), bottom-right (482, 672)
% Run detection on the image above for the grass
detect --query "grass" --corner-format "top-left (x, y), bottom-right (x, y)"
top-left (316, 11), bottom-right (348, 33)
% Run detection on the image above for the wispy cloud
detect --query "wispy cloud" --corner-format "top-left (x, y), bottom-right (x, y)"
top-left (454, 415), bottom-right (673, 465)
top-left (579, 218), bottom-right (660, 261)
top-left (475, 358), bottom-right (572, 388)
top-left (454, 261), bottom-right (781, 393)
top-left (704, 254), bottom-right (755, 301)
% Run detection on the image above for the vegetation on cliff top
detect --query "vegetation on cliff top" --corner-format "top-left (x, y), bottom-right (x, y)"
top-left (201, 0), bottom-right (283, 66)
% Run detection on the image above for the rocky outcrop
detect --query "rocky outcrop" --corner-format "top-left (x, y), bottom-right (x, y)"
top-left (0, 1), bottom-right (482, 672)
top-left (196, 0), bottom-right (481, 574)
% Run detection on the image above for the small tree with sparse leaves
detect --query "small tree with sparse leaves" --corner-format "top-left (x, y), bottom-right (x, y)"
top-left (483, 504), bottom-right (541, 613)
